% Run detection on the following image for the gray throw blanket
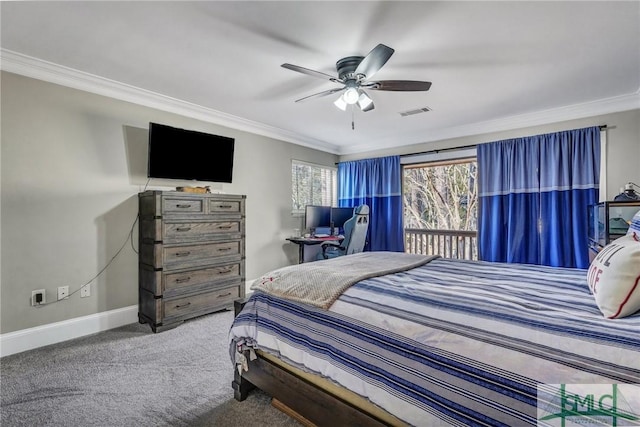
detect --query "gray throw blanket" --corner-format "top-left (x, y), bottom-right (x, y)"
top-left (251, 251), bottom-right (439, 309)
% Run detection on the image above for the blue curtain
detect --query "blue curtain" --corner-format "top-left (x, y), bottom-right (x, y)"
top-left (338, 156), bottom-right (404, 252)
top-left (477, 138), bottom-right (541, 265)
top-left (477, 127), bottom-right (600, 268)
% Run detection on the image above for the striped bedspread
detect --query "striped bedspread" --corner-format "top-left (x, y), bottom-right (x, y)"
top-left (229, 258), bottom-right (640, 426)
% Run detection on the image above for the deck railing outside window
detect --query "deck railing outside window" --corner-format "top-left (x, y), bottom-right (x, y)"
top-left (405, 228), bottom-right (478, 260)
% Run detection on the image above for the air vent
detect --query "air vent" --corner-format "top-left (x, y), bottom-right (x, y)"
top-left (399, 107), bottom-right (431, 117)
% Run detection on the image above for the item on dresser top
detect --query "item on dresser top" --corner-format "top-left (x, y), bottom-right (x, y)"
top-left (176, 186), bottom-right (211, 194)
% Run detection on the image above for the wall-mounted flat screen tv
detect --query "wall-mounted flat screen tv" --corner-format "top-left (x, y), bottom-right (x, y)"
top-left (147, 122), bottom-right (235, 183)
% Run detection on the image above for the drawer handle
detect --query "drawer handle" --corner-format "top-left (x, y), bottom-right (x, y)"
top-left (175, 276), bottom-right (191, 284)
top-left (175, 302), bottom-right (191, 309)
top-left (217, 292), bottom-right (232, 298)
top-left (217, 268), bottom-right (233, 274)
top-left (217, 247), bottom-right (232, 252)
top-left (218, 204), bottom-right (233, 209)
top-left (176, 204), bottom-right (192, 209)
top-left (175, 251), bottom-right (191, 257)
top-left (176, 227), bottom-right (192, 232)
top-left (217, 225), bottom-right (233, 230)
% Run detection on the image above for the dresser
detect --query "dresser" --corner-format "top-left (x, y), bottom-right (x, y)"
top-left (138, 191), bottom-right (246, 332)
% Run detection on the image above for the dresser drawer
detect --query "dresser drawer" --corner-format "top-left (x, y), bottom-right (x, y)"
top-left (163, 286), bottom-right (239, 320)
top-left (162, 197), bottom-right (205, 214)
top-left (164, 220), bottom-right (241, 243)
top-left (209, 199), bottom-right (243, 215)
top-left (164, 263), bottom-right (241, 296)
top-left (139, 262), bottom-right (242, 297)
top-left (163, 240), bottom-right (241, 270)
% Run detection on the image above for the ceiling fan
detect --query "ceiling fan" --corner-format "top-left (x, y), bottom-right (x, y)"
top-left (281, 44), bottom-right (431, 113)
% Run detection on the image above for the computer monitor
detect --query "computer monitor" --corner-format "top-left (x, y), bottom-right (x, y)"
top-left (331, 207), bottom-right (354, 233)
top-left (304, 205), bottom-right (331, 232)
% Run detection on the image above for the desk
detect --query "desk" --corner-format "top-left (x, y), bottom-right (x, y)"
top-left (286, 236), bottom-right (343, 263)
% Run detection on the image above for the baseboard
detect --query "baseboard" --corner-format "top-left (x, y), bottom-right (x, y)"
top-left (0, 305), bottom-right (138, 358)
top-left (1, 278), bottom-right (257, 358)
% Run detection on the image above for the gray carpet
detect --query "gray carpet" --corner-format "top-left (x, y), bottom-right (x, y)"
top-left (0, 310), bottom-right (301, 426)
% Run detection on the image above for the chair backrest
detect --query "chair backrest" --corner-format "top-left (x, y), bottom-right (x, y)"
top-left (342, 204), bottom-right (369, 255)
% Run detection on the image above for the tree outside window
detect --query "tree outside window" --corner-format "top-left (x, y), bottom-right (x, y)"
top-left (404, 159), bottom-right (477, 230)
top-left (403, 159), bottom-right (478, 259)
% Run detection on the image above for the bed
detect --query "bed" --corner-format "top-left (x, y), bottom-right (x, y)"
top-left (229, 252), bottom-right (640, 426)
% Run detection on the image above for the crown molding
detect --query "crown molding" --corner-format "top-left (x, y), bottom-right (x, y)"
top-left (339, 89), bottom-right (640, 155)
top-left (0, 49), bottom-right (340, 154)
top-left (2, 49), bottom-right (638, 157)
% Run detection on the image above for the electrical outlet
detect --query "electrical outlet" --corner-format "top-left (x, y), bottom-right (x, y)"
top-left (31, 289), bottom-right (46, 306)
top-left (57, 286), bottom-right (69, 300)
top-left (80, 284), bottom-right (91, 298)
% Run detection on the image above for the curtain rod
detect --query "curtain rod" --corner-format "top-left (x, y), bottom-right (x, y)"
top-left (402, 144), bottom-right (477, 159)
top-left (401, 125), bottom-right (608, 159)
top-left (337, 125), bottom-right (608, 164)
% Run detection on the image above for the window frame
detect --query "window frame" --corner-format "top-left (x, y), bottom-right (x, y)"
top-left (291, 160), bottom-right (337, 215)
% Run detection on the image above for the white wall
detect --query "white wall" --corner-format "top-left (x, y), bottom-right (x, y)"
top-left (340, 109), bottom-right (640, 199)
top-left (0, 72), bottom-right (337, 334)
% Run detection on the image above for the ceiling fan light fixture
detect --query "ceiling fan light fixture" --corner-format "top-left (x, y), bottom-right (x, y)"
top-left (334, 96), bottom-right (347, 111)
top-left (357, 92), bottom-right (373, 110)
top-left (343, 87), bottom-right (359, 105)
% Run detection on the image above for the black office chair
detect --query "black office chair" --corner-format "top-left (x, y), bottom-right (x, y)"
top-left (318, 205), bottom-right (369, 259)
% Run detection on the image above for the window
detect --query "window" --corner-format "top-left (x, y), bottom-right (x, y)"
top-left (291, 160), bottom-right (337, 213)
top-left (403, 158), bottom-right (478, 231)
top-left (403, 156), bottom-right (478, 260)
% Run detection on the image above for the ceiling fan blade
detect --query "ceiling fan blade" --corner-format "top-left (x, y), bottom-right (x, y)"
top-left (365, 80), bottom-right (432, 91)
top-left (295, 87), bottom-right (345, 103)
top-left (281, 63), bottom-right (342, 83)
top-left (354, 44), bottom-right (394, 79)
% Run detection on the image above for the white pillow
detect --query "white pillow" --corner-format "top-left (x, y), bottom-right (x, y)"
top-left (627, 209), bottom-right (640, 237)
top-left (587, 234), bottom-right (640, 318)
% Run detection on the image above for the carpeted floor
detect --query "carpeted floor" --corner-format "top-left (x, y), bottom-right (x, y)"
top-left (0, 310), bottom-right (301, 426)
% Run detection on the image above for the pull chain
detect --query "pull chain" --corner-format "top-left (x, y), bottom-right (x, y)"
top-left (351, 105), bottom-right (355, 130)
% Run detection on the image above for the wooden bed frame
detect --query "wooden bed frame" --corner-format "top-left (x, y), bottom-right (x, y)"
top-left (231, 298), bottom-right (394, 427)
